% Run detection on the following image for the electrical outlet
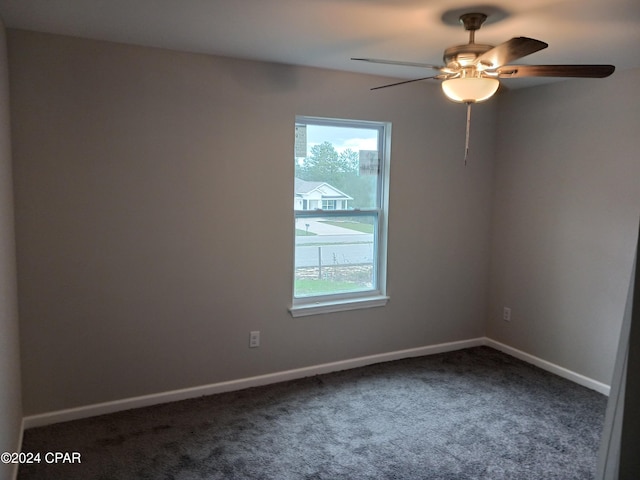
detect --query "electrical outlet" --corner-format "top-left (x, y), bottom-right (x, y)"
top-left (503, 307), bottom-right (512, 322)
top-left (249, 331), bottom-right (260, 348)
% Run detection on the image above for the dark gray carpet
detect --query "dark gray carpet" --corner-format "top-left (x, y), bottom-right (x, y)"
top-left (18, 347), bottom-right (607, 479)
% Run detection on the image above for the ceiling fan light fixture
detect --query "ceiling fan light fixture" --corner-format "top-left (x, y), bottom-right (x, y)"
top-left (441, 77), bottom-right (499, 103)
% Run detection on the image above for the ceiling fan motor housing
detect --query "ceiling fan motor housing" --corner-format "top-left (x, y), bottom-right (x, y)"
top-left (443, 43), bottom-right (493, 68)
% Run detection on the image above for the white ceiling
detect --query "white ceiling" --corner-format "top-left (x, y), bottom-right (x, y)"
top-left (0, 0), bottom-right (638, 89)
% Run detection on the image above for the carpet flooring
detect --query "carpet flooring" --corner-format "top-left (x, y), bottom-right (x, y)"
top-left (18, 347), bottom-right (607, 479)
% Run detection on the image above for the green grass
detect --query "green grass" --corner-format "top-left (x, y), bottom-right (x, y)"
top-left (318, 221), bottom-right (374, 234)
top-left (294, 279), bottom-right (364, 296)
top-left (295, 229), bottom-right (318, 236)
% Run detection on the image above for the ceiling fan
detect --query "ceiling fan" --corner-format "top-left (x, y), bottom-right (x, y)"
top-left (352, 12), bottom-right (615, 163)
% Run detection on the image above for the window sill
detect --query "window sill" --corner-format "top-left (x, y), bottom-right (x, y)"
top-left (289, 295), bottom-right (389, 317)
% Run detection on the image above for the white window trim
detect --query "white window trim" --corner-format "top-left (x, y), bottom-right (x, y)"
top-left (289, 294), bottom-right (390, 317)
top-left (290, 116), bottom-right (391, 317)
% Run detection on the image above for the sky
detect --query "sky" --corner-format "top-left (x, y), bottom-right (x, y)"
top-left (299, 124), bottom-right (379, 156)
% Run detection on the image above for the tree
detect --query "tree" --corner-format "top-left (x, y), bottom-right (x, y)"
top-left (296, 142), bottom-right (355, 182)
top-left (295, 142), bottom-right (374, 209)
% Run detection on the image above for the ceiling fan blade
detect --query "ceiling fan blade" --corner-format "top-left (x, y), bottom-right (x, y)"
top-left (351, 57), bottom-right (443, 70)
top-left (476, 37), bottom-right (548, 69)
top-left (497, 64), bottom-right (615, 78)
top-left (371, 76), bottom-right (438, 90)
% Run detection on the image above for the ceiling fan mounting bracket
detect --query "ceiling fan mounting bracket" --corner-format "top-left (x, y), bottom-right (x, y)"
top-left (459, 13), bottom-right (488, 32)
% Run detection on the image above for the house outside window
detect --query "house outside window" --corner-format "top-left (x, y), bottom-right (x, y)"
top-left (290, 116), bottom-right (391, 317)
top-left (294, 179), bottom-right (353, 211)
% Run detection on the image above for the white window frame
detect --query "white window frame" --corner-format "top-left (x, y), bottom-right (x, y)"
top-left (289, 116), bottom-right (391, 317)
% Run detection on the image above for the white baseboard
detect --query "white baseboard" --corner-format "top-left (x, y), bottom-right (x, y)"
top-left (23, 337), bottom-right (485, 429)
top-left (484, 338), bottom-right (611, 396)
top-left (22, 337), bottom-right (609, 430)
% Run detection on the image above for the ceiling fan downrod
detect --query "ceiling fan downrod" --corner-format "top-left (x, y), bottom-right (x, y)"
top-left (460, 12), bottom-right (487, 44)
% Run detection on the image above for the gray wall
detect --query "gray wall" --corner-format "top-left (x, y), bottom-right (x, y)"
top-left (0, 18), bottom-right (22, 480)
top-left (488, 68), bottom-right (640, 385)
top-left (9, 30), bottom-right (496, 415)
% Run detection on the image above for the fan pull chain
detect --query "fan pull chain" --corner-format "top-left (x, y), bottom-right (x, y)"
top-left (464, 102), bottom-right (472, 166)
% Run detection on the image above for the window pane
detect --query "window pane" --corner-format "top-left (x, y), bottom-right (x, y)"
top-left (294, 214), bottom-right (376, 298)
top-left (294, 124), bottom-right (380, 210)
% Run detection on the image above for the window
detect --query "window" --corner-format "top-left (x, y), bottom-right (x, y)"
top-left (322, 200), bottom-right (336, 210)
top-left (290, 116), bottom-right (391, 317)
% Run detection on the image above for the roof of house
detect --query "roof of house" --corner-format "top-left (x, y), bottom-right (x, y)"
top-left (294, 178), bottom-right (353, 200)
top-left (294, 178), bottom-right (323, 194)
